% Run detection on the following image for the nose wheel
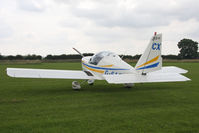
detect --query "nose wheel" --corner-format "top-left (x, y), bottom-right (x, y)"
top-left (72, 81), bottom-right (81, 90)
top-left (72, 79), bottom-right (95, 90)
top-left (87, 79), bottom-right (95, 85)
top-left (124, 83), bottom-right (134, 88)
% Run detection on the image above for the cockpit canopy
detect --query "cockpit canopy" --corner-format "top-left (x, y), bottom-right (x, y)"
top-left (89, 51), bottom-right (116, 65)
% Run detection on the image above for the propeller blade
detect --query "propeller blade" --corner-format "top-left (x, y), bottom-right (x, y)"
top-left (73, 48), bottom-right (84, 57)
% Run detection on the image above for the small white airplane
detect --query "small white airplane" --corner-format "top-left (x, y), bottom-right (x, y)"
top-left (7, 32), bottom-right (190, 90)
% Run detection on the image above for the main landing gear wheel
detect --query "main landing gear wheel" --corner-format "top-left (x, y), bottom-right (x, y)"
top-left (87, 79), bottom-right (95, 85)
top-left (72, 81), bottom-right (81, 90)
top-left (123, 83), bottom-right (134, 88)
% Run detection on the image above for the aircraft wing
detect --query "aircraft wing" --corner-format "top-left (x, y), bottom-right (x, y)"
top-left (7, 68), bottom-right (100, 80)
top-left (103, 73), bottom-right (190, 84)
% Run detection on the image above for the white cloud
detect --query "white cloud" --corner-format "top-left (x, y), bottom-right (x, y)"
top-left (0, 19), bottom-right (13, 39)
top-left (0, 0), bottom-right (199, 56)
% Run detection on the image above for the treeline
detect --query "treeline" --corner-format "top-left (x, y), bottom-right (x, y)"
top-left (45, 53), bottom-right (94, 60)
top-left (1, 38), bottom-right (198, 61)
top-left (0, 53), bottom-right (94, 60)
top-left (120, 54), bottom-right (199, 60)
top-left (1, 53), bottom-right (198, 60)
top-left (0, 54), bottom-right (42, 60)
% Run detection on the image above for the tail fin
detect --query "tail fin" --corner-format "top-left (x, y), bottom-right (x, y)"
top-left (135, 32), bottom-right (162, 74)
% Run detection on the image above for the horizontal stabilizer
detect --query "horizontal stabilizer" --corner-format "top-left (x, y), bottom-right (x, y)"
top-left (7, 68), bottom-right (99, 80)
top-left (151, 66), bottom-right (188, 74)
top-left (103, 73), bottom-right (190, 84)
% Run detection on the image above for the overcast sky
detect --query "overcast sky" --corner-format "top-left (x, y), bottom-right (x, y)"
top-left (0, 0), bottom-right (199, 56)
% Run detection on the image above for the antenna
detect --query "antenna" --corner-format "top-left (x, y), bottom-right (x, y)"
top-left (72, 48), bottom-right (84, 57)
top-left (121, 55), bottom-right (125, 59)
top-left (121, 49), bottom-right (127, 60)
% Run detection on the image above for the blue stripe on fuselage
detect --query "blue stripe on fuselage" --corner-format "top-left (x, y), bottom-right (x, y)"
top-left (82, 63), bottom-right (129, 70)
top-left (136, 62), bottom-right (159, 70)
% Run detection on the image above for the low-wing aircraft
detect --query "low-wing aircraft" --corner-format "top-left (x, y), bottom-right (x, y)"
top-left (7, 32), bottom-right (190, 90)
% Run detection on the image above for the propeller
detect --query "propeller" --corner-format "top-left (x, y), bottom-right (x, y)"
top-left (72, 48), bottom-right (84, 57)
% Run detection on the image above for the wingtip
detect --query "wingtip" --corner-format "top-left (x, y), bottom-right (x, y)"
top-left (6, 68), bottom-right (14, 77)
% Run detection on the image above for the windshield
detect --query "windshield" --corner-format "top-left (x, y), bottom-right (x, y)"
top-left (89, 51), bottom-right (113, 65)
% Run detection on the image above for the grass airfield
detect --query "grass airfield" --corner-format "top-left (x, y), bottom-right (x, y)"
top-left (0, 62), bottom-right (198, 133)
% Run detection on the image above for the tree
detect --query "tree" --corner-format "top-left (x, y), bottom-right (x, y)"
top-left (197, 52), bottom-right (199, 59)
top-left (7, 55), bottom-right (15, 60)
top-left (45, 55), bottom-right (53, 60)
top-left (83, 53), bottom-right (94, 56)
top-left (177, 39), bottom-right (198, 59)
top-left (15, 55), bottom-right (23, 60)
top-left (162, 54), bottom-right (179, 60)
top-left (0, 53), bottom-right (3, 60)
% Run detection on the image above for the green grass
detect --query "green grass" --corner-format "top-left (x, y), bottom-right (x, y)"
top-left (0, 62), bottom-right (198, 133)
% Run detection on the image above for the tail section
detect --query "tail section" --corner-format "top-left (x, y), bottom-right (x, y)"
top-left (135, 32), bottom-right (162, 74)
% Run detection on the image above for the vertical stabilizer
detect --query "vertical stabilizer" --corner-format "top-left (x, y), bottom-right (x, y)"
top-left (135, 32), bottom-right (162, 74)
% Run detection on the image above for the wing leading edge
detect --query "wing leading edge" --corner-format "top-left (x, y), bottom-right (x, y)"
top-left (7, 68), bottom-right (100, 80)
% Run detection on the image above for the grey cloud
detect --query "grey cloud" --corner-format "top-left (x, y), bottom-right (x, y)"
top-left (59, 0), bottom-right (199, 28)
top-left (136, 0), bottom-right (199, 21)
top-left (55, 0), bottom-right (114, 5)
top-left (17, 0), bottom-right (46, 12)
